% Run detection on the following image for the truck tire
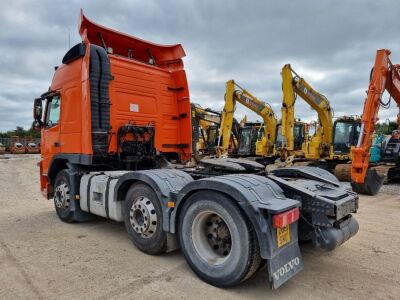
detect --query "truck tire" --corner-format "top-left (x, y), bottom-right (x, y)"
top-left (54, 170), bottom-right (75, 223)
top-left (178, 191), bottom-right (261, 287)
top-left (123, 183), bottom-right (167, 255)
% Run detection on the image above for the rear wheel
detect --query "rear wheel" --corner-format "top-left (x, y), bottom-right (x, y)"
top-left (54, 170), bottom-right (75, 223)
top-left (178, 191), bottom-right (261, 287)
top-left (123, 183), bottom-right (166, 255)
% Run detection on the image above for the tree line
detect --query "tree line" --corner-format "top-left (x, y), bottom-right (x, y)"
top-left (0, 126), bottom-right (41, 139)
top-left (375, 121), bottom-right (399, 134)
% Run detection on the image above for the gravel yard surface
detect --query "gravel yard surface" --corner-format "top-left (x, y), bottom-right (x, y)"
top-left (0, 156), bottom-right (399, 299)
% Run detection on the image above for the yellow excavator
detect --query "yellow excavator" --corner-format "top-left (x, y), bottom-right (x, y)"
top-left (280, 64), bottom-right (361, 175)
top-left (191, 103), bottom-right (224, 155)
top-left (217, 80), bottom-right (277, 158)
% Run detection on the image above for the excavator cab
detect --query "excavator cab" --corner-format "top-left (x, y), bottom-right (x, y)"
top-left (204, 125), bottom-right (220, 153)
top-left (275, 123), bottom-right (306, 152)
top-left (236, 122), bottom-right (262, 156)
top-left (381, 130), bottom-right (400, 163)
top-left (332, 117), bottom-right (360, 159)
top-left (293, 123), bottom-right (306, 151)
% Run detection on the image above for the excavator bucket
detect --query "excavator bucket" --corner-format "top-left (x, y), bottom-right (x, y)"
top-left (351, 168), bottom-right (384, 196)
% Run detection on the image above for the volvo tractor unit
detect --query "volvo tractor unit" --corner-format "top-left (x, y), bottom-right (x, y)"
top-left (33, 11), bottom-right (359, 289)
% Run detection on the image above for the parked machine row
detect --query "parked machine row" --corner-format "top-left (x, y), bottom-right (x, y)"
top-left (200, 61), bottom-right (399, 195)
top-left (0, 136), bottom-right (40, 154)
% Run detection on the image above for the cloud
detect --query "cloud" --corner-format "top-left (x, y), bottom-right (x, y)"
top-left (0, 0), bottom-right (399, 131)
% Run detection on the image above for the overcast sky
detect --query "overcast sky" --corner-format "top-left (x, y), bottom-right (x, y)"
top-left (0, 0), bottom-right (399, 131)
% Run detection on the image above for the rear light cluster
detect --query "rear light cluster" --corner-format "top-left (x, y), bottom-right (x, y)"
top-left (273, 207), bottom-right (300, 228)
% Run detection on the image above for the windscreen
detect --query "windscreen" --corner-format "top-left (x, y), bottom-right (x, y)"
top-left (333, 121), bottom-right (357, 154)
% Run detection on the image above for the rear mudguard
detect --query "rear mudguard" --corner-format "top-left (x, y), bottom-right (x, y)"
top-left (78, 169), bottom-right (193, 252)
top-left (110, 169), bottom-right (193, 231)
top-left (170, 173), bottom-right (304, 289)
top-left (170, 174), bottom-right (300, 259)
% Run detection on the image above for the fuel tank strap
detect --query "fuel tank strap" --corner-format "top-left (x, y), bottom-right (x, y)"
top-left (86, 174), bottom-right (97, 213)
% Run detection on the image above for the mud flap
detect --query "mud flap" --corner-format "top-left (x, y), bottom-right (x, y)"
top-left (351, 168), bottom-right (384, 196)
top-left (66, 168), bottom-right (97, 222)
top-left (267, 242), bottom-right (304, 289)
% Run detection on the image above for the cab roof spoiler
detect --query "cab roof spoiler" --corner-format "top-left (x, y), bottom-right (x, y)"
top-left (78, 9), bottom-right (186, 66)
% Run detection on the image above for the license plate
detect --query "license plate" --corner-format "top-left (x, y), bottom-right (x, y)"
top-left (277, 225), bottom-right (290, 248)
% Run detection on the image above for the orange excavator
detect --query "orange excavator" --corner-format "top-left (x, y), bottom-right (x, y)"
top-left (351, 49), bottom-right (400, 195)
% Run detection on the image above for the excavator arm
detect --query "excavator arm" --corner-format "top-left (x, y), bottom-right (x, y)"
top-left (281, 65), bottom-right (296, 152)
top-left (218, 80), bottom-right (277, 155)
top-left (351, 49), bottom-right (400, 194)
top-left (281, 65), bottom-right (333, 155)
top-left (192, 104), bottom-right (221, 125)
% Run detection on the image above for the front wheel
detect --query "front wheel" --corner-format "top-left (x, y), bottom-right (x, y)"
top-left (178, 191), bottom-right (261, 287)
top-left (54, 170), bottom-right (75, 223)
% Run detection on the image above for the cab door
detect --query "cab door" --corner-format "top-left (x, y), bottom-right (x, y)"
top-left (42, 94), bottom-right (61, 173)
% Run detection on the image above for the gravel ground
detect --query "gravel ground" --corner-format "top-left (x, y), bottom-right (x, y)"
top-left (341, 181), bottom-right (400, 195)
top-left (0, 153), bottom-right (41, 160)
top-left (380, 183), bottom-right (400, 195)
top-left (0, 157), bottom-right (400, 299)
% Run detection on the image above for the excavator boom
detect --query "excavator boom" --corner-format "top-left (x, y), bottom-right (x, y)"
top-left (193, 104), bottom-right (221, 125)
top-left (351, 49), bottom-right (400, 193)
top-left (281, 65), bottom-right (296, 151)
top-left (218, 80), bottom-right (277, 155)
top-left (292, 73), bottom-right (333, 145)
top-left (281, 65), bottom-right (333, 158)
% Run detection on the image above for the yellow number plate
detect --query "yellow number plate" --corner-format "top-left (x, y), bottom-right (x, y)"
top-left (277, 225), bottom-right (290, 248)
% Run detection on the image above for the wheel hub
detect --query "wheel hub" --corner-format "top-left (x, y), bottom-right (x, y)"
top-left (192, 212), bottom-right (232, 265)
top-left (54, 182), bottom-right (70, 209)
top-left (129, 196), bottom-right (157, 238)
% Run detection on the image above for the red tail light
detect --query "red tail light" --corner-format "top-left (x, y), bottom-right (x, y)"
top-left (273, 207), bottom-right (300, 228)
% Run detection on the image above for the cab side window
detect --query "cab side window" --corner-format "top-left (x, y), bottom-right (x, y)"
top-left (45, 95), bottom-right (61, 127)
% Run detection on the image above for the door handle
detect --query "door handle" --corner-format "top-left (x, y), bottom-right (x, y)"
top-left (54, 142), bottom-right (61, 147)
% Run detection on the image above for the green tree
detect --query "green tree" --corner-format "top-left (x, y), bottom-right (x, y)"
top-left (375, 121), bottom-right (398, 134)
top-left (0, 124), bottom-right (41, 139)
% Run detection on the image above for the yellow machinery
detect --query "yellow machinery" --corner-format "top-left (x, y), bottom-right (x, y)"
top-left (217, 80), bottom-right (277, 157)
top-left (280, 64), bottom-right (362, 179)
top-left (280, 64), bottom-right (333, 159)
top-left (191, 103), bottom-right (222, 154)
top-left (281, 64), bottom-right (361, 161)
top-left (275, 119), bottom-right (308, 159)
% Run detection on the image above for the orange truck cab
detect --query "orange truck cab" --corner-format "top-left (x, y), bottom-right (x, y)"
top-left (32, 11), bottom-right (359, 290)
top-left (33, 12), bottom-right (192, 198)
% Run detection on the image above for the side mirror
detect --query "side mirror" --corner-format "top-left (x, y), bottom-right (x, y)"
top-left (33, 98), bottom-right (43, 129)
